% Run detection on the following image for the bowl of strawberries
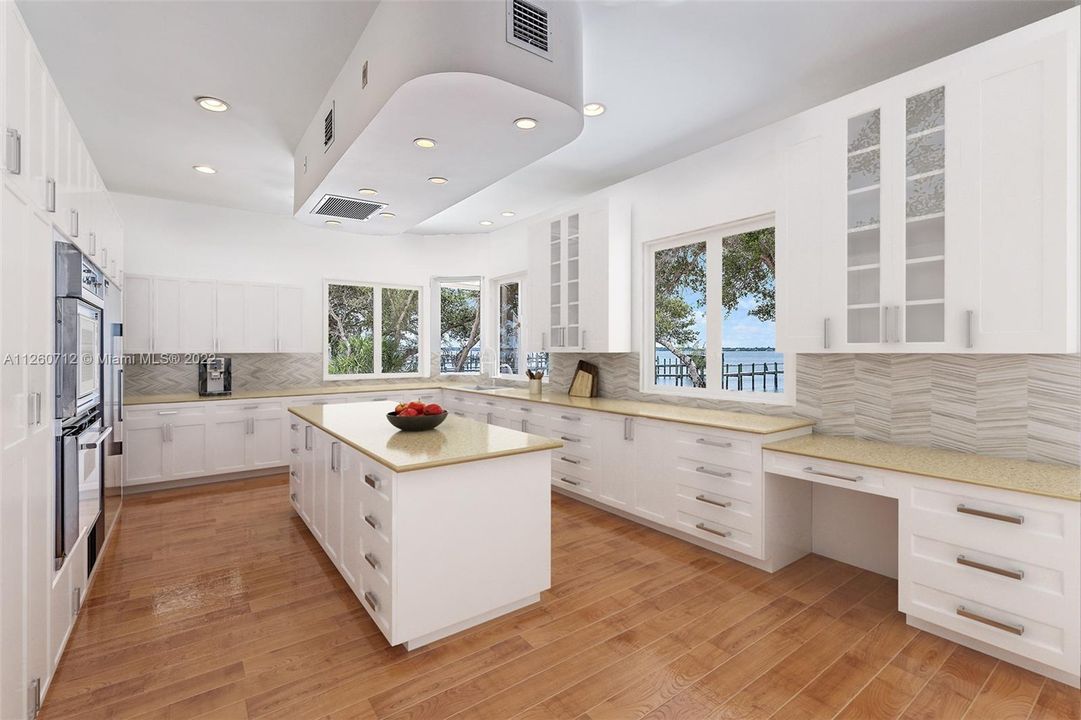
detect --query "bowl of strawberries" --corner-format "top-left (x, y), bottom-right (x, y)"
top-left (387, 400), bottom-right (447, 431)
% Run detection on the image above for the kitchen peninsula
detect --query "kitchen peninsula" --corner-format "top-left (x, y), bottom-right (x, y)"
top-left (287, 401), bottom-right (561, 649)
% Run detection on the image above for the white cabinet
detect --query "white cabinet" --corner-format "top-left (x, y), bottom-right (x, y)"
top-left (527, 201), bottom-right (631, 353)
top-left (179, 280), bottom-right (215, 352)
top-left (276, 285), bottom-right (304, 352)
top-left (597, 416), bottom-right (634, 510)
top-left (244, 283), bottom-right (277, 353)
top-left (215, 282), bottom-right (246, 352)
top-left (124, 405), bottom-right (209, 486)
top-left (123, 275), bottom-right (153, 354)
top-left (150, 278), bottom-right (181, 353)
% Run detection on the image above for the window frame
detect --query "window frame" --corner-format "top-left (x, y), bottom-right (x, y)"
top-left (641, 212), bottom-right (793, 405)
top-left (432, 275), bottom-right (486, 376)
top-left (488, 272), bottom-right (548, 381)
top-left (322, 278), bottom-right (427, 381)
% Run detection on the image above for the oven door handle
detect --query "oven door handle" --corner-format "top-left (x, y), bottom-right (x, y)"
top-left (79, 425), bottom-right (113, 449)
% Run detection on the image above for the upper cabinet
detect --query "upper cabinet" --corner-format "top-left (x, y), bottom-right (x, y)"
top-left (779, 8), bottom-right (1077, 354)
top-left (526, 200), bottom-right (632, 353)
top-left (124, 274), bottom-right (305, 355)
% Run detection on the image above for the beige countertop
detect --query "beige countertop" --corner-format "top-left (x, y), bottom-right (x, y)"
top-left (763, 434), bottom-right (1081, 501)
top-left (288, 401), bottom-right (563, 473)
top-left (127, 383), bottom-right (812, 435)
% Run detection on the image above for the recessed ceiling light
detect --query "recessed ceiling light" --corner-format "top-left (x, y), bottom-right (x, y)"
top-left (428, 176), bottom-right (448, 185)
top-left (501, 211), bottom-right (516, 217)
top-left (195, 96), bottom-right (229, 112)
top-left (379, 212), bottom-right (396, 219)
top-left (413, 137), bottom-right (436, 149)
top-left (324, 220), bottom-right (341, 226)
top-left (192, 165), bottom-right (216, 174)
top-left (514, 117), bottom-right (538, 130)
top-left (357, 188), bottom-right (377, 196)
top-left (583, 103), bottom-right (606, 117)
top-left (479, 220), bottom-right (494, 226)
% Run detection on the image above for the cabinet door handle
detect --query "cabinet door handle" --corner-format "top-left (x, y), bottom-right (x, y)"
top-left (894, 306), bottom-right (901, 344)
top-left (305, 426), bottom-right (313, 450)
top-left (695, 438), bottom-right (732, 448)
top-left (89, 232), bottom-right (97, 256)
top-left (560, 456), bottom-right (581, 465)
top-left (45, 177), bottom-right (56, 212)
top-left (559, 415), bottom-right (580, 422)
top-left (363, 591), bottom-right (379, 612)
top-left (521, 419), bottom-right (527, 432)
top-left (882, 306), bottom-right (890, 343)
top-left (559, 435), bottom-right (579, 442)
top-left (27, 392), bottom-right (37, 427)
top-left (364, 514), bottom-right (380, 530)
top-left (5, 129), bottom-right (21, 174)
top-left (956, 504), bottom-right (1023, 525)
top-left (695, 466), bottom-right (732, 479)
top-left (165, 423), bottom-right (173, 442)
top-left (558, 477), bottom-right (580, 486)
top-left (70, 209), bottom-right (79, 238)
top-left (956, 555), bottom-right (1024, 581)
top-left (803, 466), bottom-right (862, 483)
top-left (541, 332), bottom-right (547, 351)
top-left (486, 412), bottom-right (493, 424)
top-left (581, 330), bottom-right (586, 350)
top-left (519, 407), bottom-right (531, 412)
top-left (157, 410), bottom-right (178, 415)
top-left (695, 494), bottom-right (732, 508)
top-left (330, 441), bottom-right (341, 472)
top-left (823, 317), bottom-right (831, 349)
top-left (695, 522), bottom-right (731, 538)
top-left (624, 418), bottom-right (633, 441)
top-left (364, 474), bottom-right (381, 490)
top-left (956, 606), bottom-right (1023, 636)
top-left (965, 310), bottom-right (974, 349)
top-left (364, 553), bottom-right (380, 570)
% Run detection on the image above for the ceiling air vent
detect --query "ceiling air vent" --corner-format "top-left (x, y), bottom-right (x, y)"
top-left (311, 194), bottom-right (385, 221)
top-left (507, 0), bottom-right (550, 60)
top-left (323, 102), bottom-right (335, 151)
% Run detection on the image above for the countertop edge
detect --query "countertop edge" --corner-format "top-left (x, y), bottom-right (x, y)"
top-left (762, 444), bottom-right (1081, 502)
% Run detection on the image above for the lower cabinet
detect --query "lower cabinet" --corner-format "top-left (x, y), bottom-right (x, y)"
top-left (125, 404), bottom-right (210, 484)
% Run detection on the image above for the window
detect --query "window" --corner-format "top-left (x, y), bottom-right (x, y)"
top-left (493, 274), bottom-right (549, 379)
top-left (436, 278), bottom-right (483, 374)
top-left (645, 214), bottom-right (789, 402)
top-left (324, 280), bottom-right (421, 378)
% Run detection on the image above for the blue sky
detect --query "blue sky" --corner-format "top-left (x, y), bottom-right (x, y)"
top-left (673, 288), bottom-right (776, 350)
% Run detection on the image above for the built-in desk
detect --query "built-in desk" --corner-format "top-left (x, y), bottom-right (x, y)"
top-left (762, 434), bottom-right (1080, 687)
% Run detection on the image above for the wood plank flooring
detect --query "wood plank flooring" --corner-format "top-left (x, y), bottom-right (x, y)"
top-left (40, 474), bottom-right (1079, 720)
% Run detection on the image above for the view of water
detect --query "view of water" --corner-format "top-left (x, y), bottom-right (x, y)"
top-left (654, 348), bottom-right (785, 393)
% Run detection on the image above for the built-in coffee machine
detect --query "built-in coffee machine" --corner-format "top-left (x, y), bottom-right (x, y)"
top-left (198, 356), bottom-right (232, 396)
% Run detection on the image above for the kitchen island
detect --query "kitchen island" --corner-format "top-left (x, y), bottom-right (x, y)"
top-left (287, 401), bottom-right (561, 650)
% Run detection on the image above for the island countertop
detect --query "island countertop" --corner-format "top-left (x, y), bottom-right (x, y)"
top-left (289, 401), bottom-right (563, 473)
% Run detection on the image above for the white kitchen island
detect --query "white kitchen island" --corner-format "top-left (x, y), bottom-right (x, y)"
top-left (287, 401), bottom-right (561, 650)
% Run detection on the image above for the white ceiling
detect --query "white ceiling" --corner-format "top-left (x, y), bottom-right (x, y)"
top-left (19, 0), bottom-right (1075, 235)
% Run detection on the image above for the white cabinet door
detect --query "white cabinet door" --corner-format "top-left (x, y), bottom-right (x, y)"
top-left (244, 284), bottom-right (277, 353)
top-left (630, 421), bottom-right (674, 524)
top-left (276, 285), bottom-right (304, 352)
top-left (954, 29), bottom-right (1077, 353)
top-left (179, 280), bottom-right (215, 353)
top-left (310, 432), bottom-right (327, 542)
top-left (124, 422), bottom-right (166, 484)
top-left (3, 2), bottom-right (27, 197)
top-left (166, 418), bottom-right (209, 479)
top-left (215, 282), bottom-right (246, 353)
top-left (249, 406), bottom-right (283, 468)
top-left (151, 278), bottom-right (181, 354)
top-left (123, 275), bottom-right (153, 354)
top-left (324, 439), bottom-right (344, 565)
top-left (208, 410), bottom-right (248, 474)
top-left (26, 44), bottom-right (47, 212)
top-left (340, 447), bottom-right (363, 591)
top-left (597, 416), bottom-right (634, 510)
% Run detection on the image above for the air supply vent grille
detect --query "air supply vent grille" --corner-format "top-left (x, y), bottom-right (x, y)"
top-left (312, 194), bottom-right (385, 221)
top-left (507, 0), bottom-right (550, 59)
top-left (323, 103), bottom-right (335, 150)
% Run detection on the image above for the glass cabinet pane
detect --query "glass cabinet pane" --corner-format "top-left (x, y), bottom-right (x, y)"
top-left (906, 86), bottom-right (945, 134)
top-left (905, 86), bottom-right (946, 342)
top-left (847, 107), bottom-right (882, 343)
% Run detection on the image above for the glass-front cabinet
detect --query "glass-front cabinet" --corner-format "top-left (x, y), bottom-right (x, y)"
top-left (548, 212), bottom-right (583, 350)
top-left (846, 108), bottom-right (883, 344)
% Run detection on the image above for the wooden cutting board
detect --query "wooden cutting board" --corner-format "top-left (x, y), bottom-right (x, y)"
top-left (569, 360), bottom-right (600, 398)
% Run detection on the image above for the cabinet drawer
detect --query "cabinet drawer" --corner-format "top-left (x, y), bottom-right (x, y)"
top-left (905, 581), bottom-right (1072, 672)
top-left (764, 451), bottom-right (895, 497)
top-left (675, 485), bottom-right (757, 533)
top-left (552, 471), bottom-right (593, 497)
top-left (126, 404), bottom-right (207, 421)
top-left (673, 427), bottom-right (757, 471)
top-left (674, 509), bottom-right (760, 558)
top-left (358, 536), bottom-right (392, 586)
top-left (552, 450), bottom-right (597, 479)
top-left (671, 457), bottom-right (759, 503)
top-left (550, 429), bottom-right (598, 460)
top-left (548, 409), bottom-right (596, 434)
top-left (905, 483), bottom-right (1074, 564)
top-left (905, 535), bottom-right (1069, 621)
top-left (357, 499), bottom-right (392, 545)
top-left (360, 464), bottom-right (393, 507)
top-left (356, 562), bottom-right (393, 634)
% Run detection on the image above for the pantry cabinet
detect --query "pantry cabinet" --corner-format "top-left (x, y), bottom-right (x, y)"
top-left (526, 200), bottom-right (631, 354)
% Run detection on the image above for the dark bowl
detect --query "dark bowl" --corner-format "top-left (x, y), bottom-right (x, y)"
top-left (386, 410), bottom-right (448, 432)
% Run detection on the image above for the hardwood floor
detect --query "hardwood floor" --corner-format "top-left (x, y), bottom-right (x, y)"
top-left (40, 474), bottom-right (1079, 720)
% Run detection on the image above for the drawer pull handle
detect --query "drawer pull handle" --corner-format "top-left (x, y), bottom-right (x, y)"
top-left (560, 415), bottom-right (581, 422)
top-left (363, 591), bottom-right (379, 611)
top-left (559, 435), bottom-right (580, 443)
top-left (560, 456), bottom-right (581, 465)
top-left (695, 522), bottom-right (731, 538)
top-left (364, 553), bottom-right (380, 570)
top-left (956, 555), bottom-right (1024, 581)
top-left (453, 411), bottom-right (466, 417)
top-left (696, 438), bottom-right (732, 448)
top-left (956, 606), bottom-right (1024, 636)
top-left (559, 477), bottom-right (580, 486)
top-left (695, 495), bottom-right (732, 508)
top-left (290, 448), bottom-right (299, 455)
top-left (290, 492), bottom-right (297, 502)
top-left (803, 467), bottom-right (862, 483)
top-left (364, 474), bottom-right (381, 490)
top-left (695, 466), bottom-right (732, 479)
top-left (157, 410), bottom-right (178, 416)
top-left (364, 514), bottom-right (380, 530)
top-left (290, 423), bottom-right (299, 431)
top-left (956, 504), bottom-right (1023, 525)
top-left (290, 470), bottom-right (297, 478)
top-left (519, 407), bottom-right (531, 412)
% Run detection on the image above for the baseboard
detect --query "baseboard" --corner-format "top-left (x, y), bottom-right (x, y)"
top-left (123, 466), bottom-right (287, 494)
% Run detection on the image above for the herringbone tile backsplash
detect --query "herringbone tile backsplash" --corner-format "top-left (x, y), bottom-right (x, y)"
top-left (127, 351), bottom-right (1080, 465)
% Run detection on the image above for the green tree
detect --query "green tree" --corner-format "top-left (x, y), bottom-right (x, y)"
top-left (721, 227), bottom-right (775, 322)
top-left (440, 286), bottom-right (481, 372)
top-left (327, 284), bottom-right (373, 374)
top-left (381, 288), bottom-right (419, 373)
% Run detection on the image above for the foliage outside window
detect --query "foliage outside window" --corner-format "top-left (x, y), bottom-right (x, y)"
top-left (326, 281), bottom-right (420, 377)
top-left (496, 278), bottom-right (549, 378)
top-left (439, 280), bottom-right (482, 373)
top-left (649, 219), bottom-right (785, 399)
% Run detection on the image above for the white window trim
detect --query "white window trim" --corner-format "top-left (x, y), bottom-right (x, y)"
top-left (489, 271), bottom-right (548, 381)
top-left (322, 278), bottom-right (427, 381)
top-left (640, 212), bottom-right (794, 406)
top-left (432, 276), bottom-right (486, 376)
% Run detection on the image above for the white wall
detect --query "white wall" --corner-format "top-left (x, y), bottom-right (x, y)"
top-left (115, 193), bottom-right (490, 352)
